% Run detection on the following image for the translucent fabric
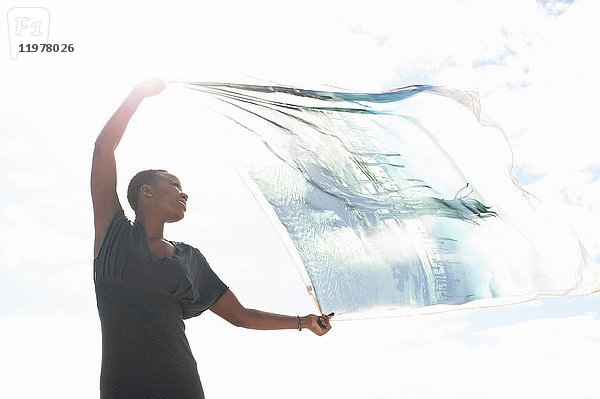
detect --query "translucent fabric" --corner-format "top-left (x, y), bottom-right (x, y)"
top-left (182, 82), bottom-right (599, 317)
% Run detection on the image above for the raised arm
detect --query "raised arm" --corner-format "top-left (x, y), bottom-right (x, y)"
top-left (91, 79), bottom-right (166, 258)
top-left (210, 289), bottom-right (332, 336)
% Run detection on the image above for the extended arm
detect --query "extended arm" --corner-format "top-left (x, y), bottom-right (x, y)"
top-left (91, 79), bottom-right (166, 258)
top-left (210, 289), bottom-right (332, 336)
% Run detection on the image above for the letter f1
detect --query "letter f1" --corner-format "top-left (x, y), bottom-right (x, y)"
top-left (7, 7), bottom-right (50, 60)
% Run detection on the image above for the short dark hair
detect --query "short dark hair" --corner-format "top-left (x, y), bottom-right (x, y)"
top-left (127, 169), bottom-right (168, 212)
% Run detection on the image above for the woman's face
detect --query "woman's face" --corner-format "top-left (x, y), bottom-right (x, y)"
top-left (149, 173), bottom-right (188, 222)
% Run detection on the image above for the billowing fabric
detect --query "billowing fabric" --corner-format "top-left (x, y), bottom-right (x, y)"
top-left (183, 82), bottom-right (599, 317)
top-left (94, 210), bottom-right (228, 398)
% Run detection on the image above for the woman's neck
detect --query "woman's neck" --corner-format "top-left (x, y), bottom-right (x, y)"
top-left (136, 211), bottom-right (165, 240)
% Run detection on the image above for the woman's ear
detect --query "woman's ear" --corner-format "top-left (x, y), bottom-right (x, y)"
top-left (141, 184), bottom-right (153, 198)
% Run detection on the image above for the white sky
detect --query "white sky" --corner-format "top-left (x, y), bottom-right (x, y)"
top-left (1, 0), bottom-right (600, 397)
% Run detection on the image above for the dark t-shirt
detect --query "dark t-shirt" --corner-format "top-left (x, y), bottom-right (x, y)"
top-left (93, 210), bottom-right (228, 399)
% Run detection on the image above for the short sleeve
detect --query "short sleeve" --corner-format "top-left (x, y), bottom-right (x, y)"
top-left (93, 210), bottom-right (132, 282)
top-left (181, 250), bottom-right (229, 320)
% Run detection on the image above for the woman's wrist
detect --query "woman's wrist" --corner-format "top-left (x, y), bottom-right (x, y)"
top-left (299, 316), bottom-right (310, 331)
top-left (126, 89), bottom-right (147, 104)
top-left (129, 79), bottom-right (167, 101)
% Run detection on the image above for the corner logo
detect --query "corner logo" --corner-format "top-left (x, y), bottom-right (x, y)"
top-left (7, 7), bottom-right (50, 60)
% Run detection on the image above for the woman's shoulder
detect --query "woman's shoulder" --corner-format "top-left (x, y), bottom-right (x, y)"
top-left (175, 241), bottom-right (201, 254)
top-left (172, 241), bottom-right (209, 264)
top-left (95, 210), bottom-right (135, 257)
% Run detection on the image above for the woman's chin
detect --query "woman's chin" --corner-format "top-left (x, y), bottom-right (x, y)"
top-left (167, 213), bottom-right (185, 223)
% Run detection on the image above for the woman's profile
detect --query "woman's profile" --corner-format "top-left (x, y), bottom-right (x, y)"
top-left (91, 79), bottom-right (332, 398)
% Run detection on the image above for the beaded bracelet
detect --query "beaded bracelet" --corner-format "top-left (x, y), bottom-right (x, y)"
top-left (297, 315), bottom-right (302, 331)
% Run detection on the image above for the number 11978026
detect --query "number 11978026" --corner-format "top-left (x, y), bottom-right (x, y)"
top-left (19, 43), bottom-right (74, 53)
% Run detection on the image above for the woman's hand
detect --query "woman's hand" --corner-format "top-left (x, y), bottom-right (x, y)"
top-left (131, 78), bottom-right (167, 99)
top-left (303, 313), bottom-right (332, 336)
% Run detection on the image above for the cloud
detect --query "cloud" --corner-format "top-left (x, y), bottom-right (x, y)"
top-left (0, 312), bottom-right (101, 398)
top-left (192, 310), bottom-right (600, 399)
top-left (537, 0), bottom-right (575, 16)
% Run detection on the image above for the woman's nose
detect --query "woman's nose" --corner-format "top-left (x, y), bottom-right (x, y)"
top-left (181, 192), bottom-right (189, 201)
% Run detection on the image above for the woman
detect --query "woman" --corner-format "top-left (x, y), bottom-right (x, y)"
top-left (91, 79), bottom-right (332, 398)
